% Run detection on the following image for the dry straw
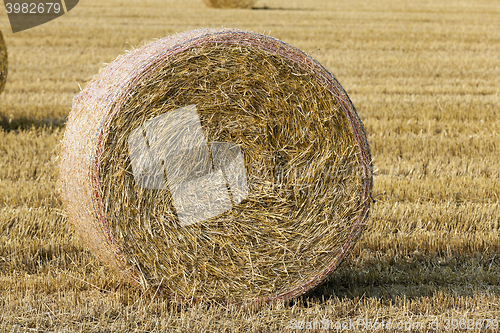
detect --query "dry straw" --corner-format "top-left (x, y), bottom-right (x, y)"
top-left (0, 31), bottom-right (7, 94)
top-left (202, 0), bottom-right (255, 9)
top-left (60, 28), bottom-right (372, 302)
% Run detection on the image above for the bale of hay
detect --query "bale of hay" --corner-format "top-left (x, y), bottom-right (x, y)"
top-left (203, 0), bottom-right (255, 9)
top-left (59, 28), bottom-right (372, 302)
top-left (0, 31), bottom-right (7, 95)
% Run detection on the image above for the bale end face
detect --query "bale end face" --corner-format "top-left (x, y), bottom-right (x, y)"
top-left (60, 28), bottom-right (373, 302)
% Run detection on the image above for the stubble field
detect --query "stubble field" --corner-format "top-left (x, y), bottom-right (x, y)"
top-left (0, 0), bottom-right (499, 331)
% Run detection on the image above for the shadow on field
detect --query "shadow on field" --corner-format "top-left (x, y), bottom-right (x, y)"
top-left (299, 253), bottom-right (500, 303)
top-left (0, 116), bottom-right (66, 131)
top-left (252, 6), bottom-right (317, 11)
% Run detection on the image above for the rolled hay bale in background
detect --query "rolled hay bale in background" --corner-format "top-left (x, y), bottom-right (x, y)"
top-left (0, 31), bottom-right (7, 94)
top-left (203, 0), bottom-right (255, 9)
top-left (59, 28), bottom-right (372, 302)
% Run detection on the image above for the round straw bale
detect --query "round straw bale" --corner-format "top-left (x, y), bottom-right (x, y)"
top-left (0, 31), bottom-right (7, 95)
top-left (203, 0), bottom-right (255, 9)
top-left (59, 28), bottom-right (372, 302)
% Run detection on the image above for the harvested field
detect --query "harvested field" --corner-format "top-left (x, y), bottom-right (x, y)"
top-left (0, 0), bottom-right (499, 331)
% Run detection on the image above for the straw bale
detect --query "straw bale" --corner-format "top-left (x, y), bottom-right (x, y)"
top-left (0, 31), bottom-right (7, 95)
top-left (203, 0), bottom-right (255, 9)
top-left (59, 28), bottom-right (372, 302)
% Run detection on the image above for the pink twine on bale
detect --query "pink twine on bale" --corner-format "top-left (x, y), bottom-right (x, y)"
top-left (59, 28), bottom-right (372, 302)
